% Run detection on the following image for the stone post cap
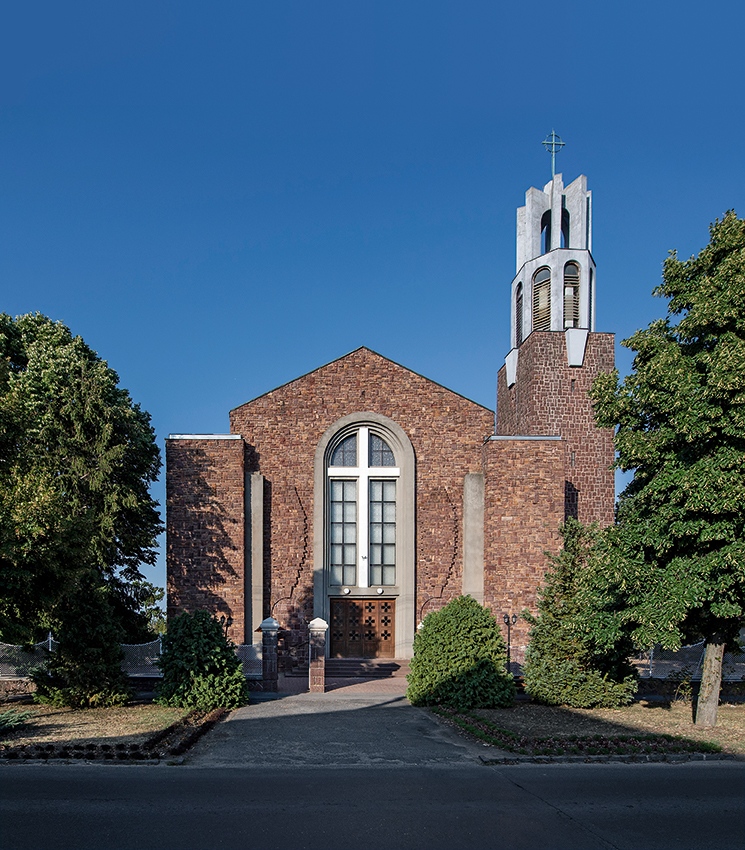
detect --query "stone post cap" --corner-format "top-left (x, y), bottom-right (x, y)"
top-left (308, 617), bottom-right (329, 632)
top-left (259, 617), bottom-right (280, 632)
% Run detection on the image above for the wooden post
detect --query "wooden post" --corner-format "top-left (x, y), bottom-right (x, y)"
top-left (308, 617), bottom-right (328, 694)
top-left (260, 617), bottom-right (280, 692)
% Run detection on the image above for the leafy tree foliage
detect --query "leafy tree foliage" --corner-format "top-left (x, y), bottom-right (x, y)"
top-left (523, 520), bottom-right (637, 708)
top-left (406, 596), bottom-right (515, 710)
top-left (32, 575), bottom-right (131, 708)
top-left (156, 610), bottom-right (249, 710)
top-left (0, 313), bottom-right (162, 644)
top-left (591, 212), bottom-right (745, 726)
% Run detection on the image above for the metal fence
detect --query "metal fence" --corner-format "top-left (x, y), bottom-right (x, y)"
top-left (1, 636), bottom-right (263, 680)
top-left (0, 635), bottom-right (59, 678)
top-left (120, 639), bottom-right (163, 677)
top-left (633, 642), bottom-right (745, 682)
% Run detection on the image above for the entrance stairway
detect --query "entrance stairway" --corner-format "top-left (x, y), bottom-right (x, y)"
top-left (325, 658), bottom-right (410, 679)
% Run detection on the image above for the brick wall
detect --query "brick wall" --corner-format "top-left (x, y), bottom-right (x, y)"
top-left (167, 342), bottom-right (616, 655)
top-left (496, 331), bottom-right (615, 526)
top-left (229, 347), bottom-right (494, 631)
top-left (166, 438), bottom-right (246, 643)
top-left (482, 437), bottom-right (564, 655)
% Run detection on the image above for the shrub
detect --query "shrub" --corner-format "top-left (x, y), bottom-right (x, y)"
top-left (156, 610), bottom-right (248, 710)
top-left (0, 707), bottom-right (32, 732)
top-left (523, 520), bottom-right (637, 709)
top-left (406, 596), bottom-right (515, 709)
top-left (32, 577), bottom-right (131, 708)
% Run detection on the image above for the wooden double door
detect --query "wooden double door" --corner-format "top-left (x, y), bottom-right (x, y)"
top-left (330, 598), bottom-right (395, 658)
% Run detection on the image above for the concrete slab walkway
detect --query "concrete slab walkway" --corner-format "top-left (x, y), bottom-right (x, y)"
top-left (187, 684), bottom-right (492, 768)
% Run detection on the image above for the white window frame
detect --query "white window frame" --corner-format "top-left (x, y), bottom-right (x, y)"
top-left (327, 426), bottom-right (399, 588)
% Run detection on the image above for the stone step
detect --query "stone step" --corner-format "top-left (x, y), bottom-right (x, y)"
top-left (325, 658), bottom-right (410, 679)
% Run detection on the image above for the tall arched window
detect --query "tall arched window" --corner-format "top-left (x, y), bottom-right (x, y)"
top-left (561, 208), bottom-right (570, 248)
top-left (532, 267), bottom-right (551, 331)
top-left (327, 427), bottom-right (399, 587)
top-left (588, 268), bottom-right (594, 330)
top-left (515, 283), bottom-right (524, 345)
top-left (314, 413), bottom-right (416, 659)
top-left (563, 262), bottom-right (580, 328)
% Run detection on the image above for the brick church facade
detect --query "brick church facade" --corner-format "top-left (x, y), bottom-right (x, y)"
top-left (166, 172), bottom-right (615, 661)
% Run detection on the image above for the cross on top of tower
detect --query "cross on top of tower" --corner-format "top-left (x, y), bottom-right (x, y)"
top-left (542, 130), bottom-right (565, 178)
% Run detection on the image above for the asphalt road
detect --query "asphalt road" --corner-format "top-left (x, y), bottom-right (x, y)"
top-left (1, 693), bottom-right (743, 850)
top-left (2, 761), bottom-right (743, 850)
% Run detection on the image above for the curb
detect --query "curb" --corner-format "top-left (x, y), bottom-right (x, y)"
top-left (480, 752), bottom-right (737, 765)
top-left (0, 707), bottom-right (227, 764)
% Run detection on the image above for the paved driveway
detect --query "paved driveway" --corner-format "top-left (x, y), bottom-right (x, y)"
top-left (187, 691), bottom-right (490, 767)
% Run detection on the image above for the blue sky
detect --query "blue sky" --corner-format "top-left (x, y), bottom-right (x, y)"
top-left (2, 2), bottom-right (744, 590)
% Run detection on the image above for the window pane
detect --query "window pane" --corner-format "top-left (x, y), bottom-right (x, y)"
top-left (369, 434), bottom-right (395, 467)
top-left (330, 477), bottom-right (356, 586)
top-left (369, 479), bottom-right (395, 586)
top-left (329, 434), bottom-right (357, 467)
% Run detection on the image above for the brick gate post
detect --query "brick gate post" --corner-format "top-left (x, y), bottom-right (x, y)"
top-left (260, 617), bottom-right (280, 692)
top-left (308, 617), bottom-right (328, 694)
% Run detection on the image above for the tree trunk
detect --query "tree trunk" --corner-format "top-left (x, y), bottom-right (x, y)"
top-left (695, 636), bottom-right (725, 728)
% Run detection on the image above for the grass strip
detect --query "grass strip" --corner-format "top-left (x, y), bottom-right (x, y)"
top-left (431, 706), bottom-right (721, 756)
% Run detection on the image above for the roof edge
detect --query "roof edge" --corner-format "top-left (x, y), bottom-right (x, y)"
top-left (230, 346), bottom-right (493, 414)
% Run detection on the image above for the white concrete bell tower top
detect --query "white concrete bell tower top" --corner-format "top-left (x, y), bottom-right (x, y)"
top-left (510, 173), bottom-right (596, 350)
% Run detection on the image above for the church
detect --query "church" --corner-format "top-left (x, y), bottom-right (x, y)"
top-left (166, 171), bottom-right (615, 664)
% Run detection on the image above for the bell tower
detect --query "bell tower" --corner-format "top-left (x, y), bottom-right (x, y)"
top-left (512, 173), bottom-right (596, 347)
top-left (496, 168), bottom-right (615, 526)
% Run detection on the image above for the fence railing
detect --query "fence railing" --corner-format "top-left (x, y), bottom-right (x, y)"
top-left (2, 636), bottom-right (742, 683)
top-left (0, 636), bottom-right (263, 680)
top-left (0, 636), bottom-right (59, 679)
top-left (632, 642), bottom-right (745, 681)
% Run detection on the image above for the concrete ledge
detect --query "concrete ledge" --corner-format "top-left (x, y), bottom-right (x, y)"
top-left (486, 435), bottom-right (561, 441)
top-left (167, 434), bottom-right (242, 440)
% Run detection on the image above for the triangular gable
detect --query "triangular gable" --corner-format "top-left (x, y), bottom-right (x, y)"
top-left (230, 346), bottom-right (492, 415)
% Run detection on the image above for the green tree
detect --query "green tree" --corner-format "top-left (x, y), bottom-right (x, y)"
top-left (32, 574), bottom-right (131, 708)
top-left (523, 520), bottom-right (637, 708)
top-left (591, 212), bottom-right (745, 726)
top-left (0, 313), bottom-right (163, 647)
top-left (406, 595), bottom-right (515, 710)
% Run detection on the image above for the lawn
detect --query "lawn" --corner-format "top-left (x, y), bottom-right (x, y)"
top-left (0, 703), bottom-right (188, 748)
top-left (443, 700), bottom-right (745, 758)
